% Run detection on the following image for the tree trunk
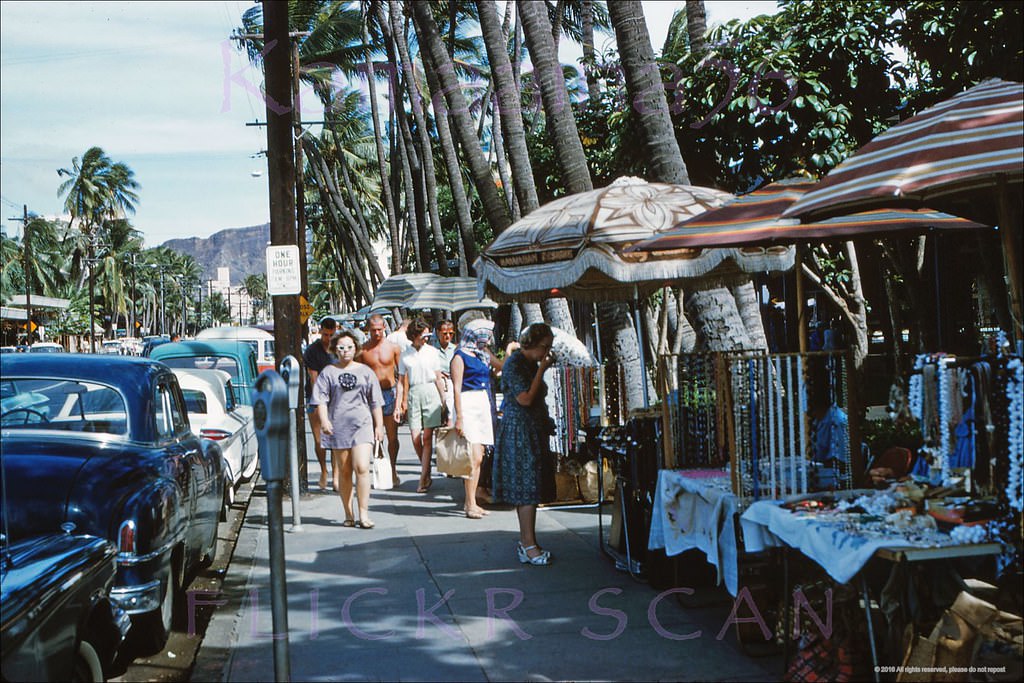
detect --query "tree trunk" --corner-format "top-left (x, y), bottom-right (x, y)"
top-left (421, 54), bottom-right (479, 269)
top-left (411, 1), bottom-right (511, 236)
top-left (361, 3), bottom-right (401, 274)
top-left (478, 0), bottom-right (539, 215)
top-left (582, 0), bottom-right (600, 107)
top-left (518, 0), bottom-right (593, 193)
top-left (685, 286), bottom-right (753, 350)
top-left (730, 280), bottom-right (768, 350)
top-left (599, 301), bottom-right (653, 409)
top-left (685, 0), bottom-right (708, 55)
top-left (389, 0), bottom-right (449, 276)
top-left (393, 122), bottom-right (423, 272)
top-left (607, 0), bottom-right (689, 184)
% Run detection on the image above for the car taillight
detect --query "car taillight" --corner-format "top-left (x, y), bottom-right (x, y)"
top-left (201, 428), bottom-right (232, 441)
top-left (118, 520), bottom-right (136, 555)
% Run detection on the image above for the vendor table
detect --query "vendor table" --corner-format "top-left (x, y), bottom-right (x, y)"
top-left (740, 498), bottom-right (1000, 681)
top-left (648, 469), bottom-right (776, 596)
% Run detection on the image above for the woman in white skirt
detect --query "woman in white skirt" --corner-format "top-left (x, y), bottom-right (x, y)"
top-left (450, 321), bottom-right (505, 518)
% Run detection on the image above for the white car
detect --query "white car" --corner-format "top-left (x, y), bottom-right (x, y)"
top-left (172, 369), bottom-right (258, 512)
top-left (100, 340), bottom-right (123, 355)
top-left (28, 342), bottom-right (63, 353)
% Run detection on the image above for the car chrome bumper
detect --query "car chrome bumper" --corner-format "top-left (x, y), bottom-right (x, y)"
top-left (110, 579), bottom-right (162, 614)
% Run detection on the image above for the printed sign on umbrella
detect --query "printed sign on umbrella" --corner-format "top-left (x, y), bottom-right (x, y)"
top-left (369, 272), bottom-right (441, 311)
top-left (405, 277), bottom-right (498, 312)
top-left (783, 79), bottom-right (1023, 340)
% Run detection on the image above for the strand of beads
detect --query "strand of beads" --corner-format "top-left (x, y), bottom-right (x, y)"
top-left (1005, 356), bottom-right (1023, 511)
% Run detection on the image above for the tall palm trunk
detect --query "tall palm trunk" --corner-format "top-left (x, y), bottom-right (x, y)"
top-left (422, 51), bottom-right (479, 270)
top-left (582, 0), bottom-right (600, 107)
top-left (478, 0), bottom-right (539, 215)
top-left (389, 0), bottom-right (449, 276)
top-left (607, 0), bottom-right (689, 184)
top-left (361, 3), bottom-right (401, 275)
top-left (685, 0), bottom-right (708, 55)
top-left (518, 0), bottom-right (592, 192)
top-left (410, 1), bottom-right (510, 236)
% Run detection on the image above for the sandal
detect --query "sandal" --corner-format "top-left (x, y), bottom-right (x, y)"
top-left (355, 519), bottom-right (375, 529)
top-left (516, 543), bottom-right (551, 566)
top-left (341, 519), bottom-right (355, 528)
top-left (417, 478), bottom-right (433, 494)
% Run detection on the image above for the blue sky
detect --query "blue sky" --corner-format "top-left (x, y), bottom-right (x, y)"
top-left (0, 1), bottom-right (777, 247)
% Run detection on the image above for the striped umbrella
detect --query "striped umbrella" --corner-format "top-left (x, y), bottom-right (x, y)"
top-left (783, 79), bottom-right (1022, 225)
top-left (476, 176), bottom-right (793, 304)
top-left (405, 277), bottom-right (498, 312)
top-left (627, 178), bottom-right (985, 253)
top-left (369, 272), bottom-right (441, 310)
top-left (783, 78), bottom-right (1022, 340)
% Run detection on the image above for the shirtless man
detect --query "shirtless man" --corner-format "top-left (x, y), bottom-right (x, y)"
top-left (356, 314), bottom-right (402, 485)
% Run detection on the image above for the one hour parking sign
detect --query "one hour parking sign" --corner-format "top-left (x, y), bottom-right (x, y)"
top-left (266, 244), bottom-right (301, 296)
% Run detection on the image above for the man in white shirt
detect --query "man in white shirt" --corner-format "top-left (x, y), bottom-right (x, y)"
top-left (386, 318), bottom-right (411, 352)
top-left (434, 319), bottom-right (457, 421)
top-left (395, 318), bottom-right (446, 493)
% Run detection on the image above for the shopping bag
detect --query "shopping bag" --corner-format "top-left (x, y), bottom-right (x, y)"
top-left (435, 427), bottom-right (472, 477)
top-left (371, 441), bottom-right (394, 490)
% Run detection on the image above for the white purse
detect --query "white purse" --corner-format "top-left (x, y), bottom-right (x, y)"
top-left (370, 440), bottom-right (394, 490)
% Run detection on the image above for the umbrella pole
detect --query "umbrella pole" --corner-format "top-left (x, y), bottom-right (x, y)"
top-left (592, 302), bottom-right (604, 363)
top-left (634, 286), bottom-right (651, 408)
top-left (997, 177), bottom-right (1024, 346)
top-left (795, 244), bottom-right (809, 353)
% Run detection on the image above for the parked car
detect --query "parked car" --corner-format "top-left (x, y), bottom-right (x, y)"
top-left (1, 534), bottom-right (130, 682)
top-left (150, 340), bottom-right (259, 406)
top-left (0, 346), bottom-right (17, 354)
top-left (195, 326), bottom-right (276, 373)
top-left (120, 338), bottom-right (143, 356)
top-left (173, 368), bottom-right (258, 513)
top-left (100, 340), bottom-right (123, 355)
top-left (0, 354), bottom-right (224, 654)
top-left (28, 342), bottom-right (64, 353)
top-left (141, 334), bottom-right (170, 357)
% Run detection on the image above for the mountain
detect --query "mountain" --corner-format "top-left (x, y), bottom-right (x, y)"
top-left (162, 223), bottom-right (270, 286)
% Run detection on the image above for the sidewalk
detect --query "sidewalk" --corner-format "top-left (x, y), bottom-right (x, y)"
top-left (194, 427), bottom-right (781, 682)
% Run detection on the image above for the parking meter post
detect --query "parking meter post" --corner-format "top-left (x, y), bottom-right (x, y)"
top-left (252, 370), bottom-right (291, 682)
top-left (278, 355), bottom-right (303, 532)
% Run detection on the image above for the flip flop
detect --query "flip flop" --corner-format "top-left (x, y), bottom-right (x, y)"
top-left (341, 519), bottom-right (355, 528)
top-left (417, 479), bottom-right (433, 494)
top-left (355, 519), bottom-right (375, 529)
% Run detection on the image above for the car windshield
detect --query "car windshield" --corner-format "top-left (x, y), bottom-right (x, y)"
top-left (0, 378), bottom-right (128, 435)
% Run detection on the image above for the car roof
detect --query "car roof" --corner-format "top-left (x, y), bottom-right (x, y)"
top-left (1, 353), bottom-right (167, 382)
top-left (196, 326), bottom-right (273, 341)
top-left (150, 339), bottom-right (257, 360)
top-left (173, 368), bottom-right (231, 403)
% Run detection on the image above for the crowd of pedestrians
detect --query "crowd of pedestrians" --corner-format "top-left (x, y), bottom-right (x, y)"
top-left (307, 313), bottom-right (559, 565)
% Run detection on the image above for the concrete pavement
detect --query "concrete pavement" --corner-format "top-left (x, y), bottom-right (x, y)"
top-left (194, 427), bottom-right (781, 682)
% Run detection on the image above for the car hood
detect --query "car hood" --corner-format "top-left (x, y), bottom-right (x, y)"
top-left (0, 435), bottom-right (156, 540)
top-left (1, 534), bottom-right (116, 636)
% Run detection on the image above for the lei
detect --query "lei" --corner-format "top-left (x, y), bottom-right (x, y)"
top-left (1006, 356), bottom-right (1023, 511)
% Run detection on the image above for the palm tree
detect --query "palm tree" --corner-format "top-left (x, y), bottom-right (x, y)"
top-left (243, 273), bottom-right (268, 324)
top-left (57, 147), bottom-right (139, 348)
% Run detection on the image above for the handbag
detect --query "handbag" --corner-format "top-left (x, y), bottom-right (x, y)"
top-left (370, 441), bottom-right (394, 490)
top-left (435, 427), bottom-right (472, 477)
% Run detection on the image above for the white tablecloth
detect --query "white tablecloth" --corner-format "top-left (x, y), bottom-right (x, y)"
top-left (648, 470), bottom-right (742, 595)
top-left (740, 499), bottom-right (979, 585)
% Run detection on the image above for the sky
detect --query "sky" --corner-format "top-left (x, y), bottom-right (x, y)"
top-left (0, 1), bottom-right (778, 248)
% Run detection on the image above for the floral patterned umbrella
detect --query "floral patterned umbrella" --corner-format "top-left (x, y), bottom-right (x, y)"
top-left (476, 177), bottom-right (793, 303)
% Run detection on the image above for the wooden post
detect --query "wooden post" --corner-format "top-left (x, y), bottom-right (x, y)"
top-left (997, 176), bottom-right (1023, 345)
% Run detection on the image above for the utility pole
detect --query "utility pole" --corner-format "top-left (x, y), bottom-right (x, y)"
top-left (22, 206), bottom-right (32, 344)
top-left (263, 1), bottom-right (306, 493)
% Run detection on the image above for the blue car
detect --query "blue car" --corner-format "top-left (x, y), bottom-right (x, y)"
top-left (0, 354), bottom-right (224, 654)
top-left (1, 534), bottom-right (130, 681)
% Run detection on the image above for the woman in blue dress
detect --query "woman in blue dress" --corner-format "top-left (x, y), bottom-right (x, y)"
top-left (493, 323), bottom-right (556, 565)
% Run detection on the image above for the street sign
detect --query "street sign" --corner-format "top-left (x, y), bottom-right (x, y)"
top-left (265, 245), bottom-right (301, 296)
top-left (298, 296), bottom-right (314, 324)
top-left (21, 321), bottom-right (38, 333)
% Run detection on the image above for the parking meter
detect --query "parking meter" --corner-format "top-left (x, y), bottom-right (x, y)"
top-left (276, 356), bottom-right (303, 531)
top-left (250, 369), bottom-right (291, 680)
top-left (252, 370), bottom-right (289, 482)
top-left (278, 355), bottom-right (301, 410)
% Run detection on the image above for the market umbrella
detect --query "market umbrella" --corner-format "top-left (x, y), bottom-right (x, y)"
top-left (627, 177), bottom-right (987, 351)
top-left (477, 177), bottom-right (795, 407)
top-left (476, 177), bottom-right (794, 304)
top-left (783, 79), bottom-right (1023, 339)
top-left (369, 272), bottom-right (441, 310)
top-left (405, 277), bottom-right (498, 312)
top-left (628, 178), bottom-right (986, 251)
